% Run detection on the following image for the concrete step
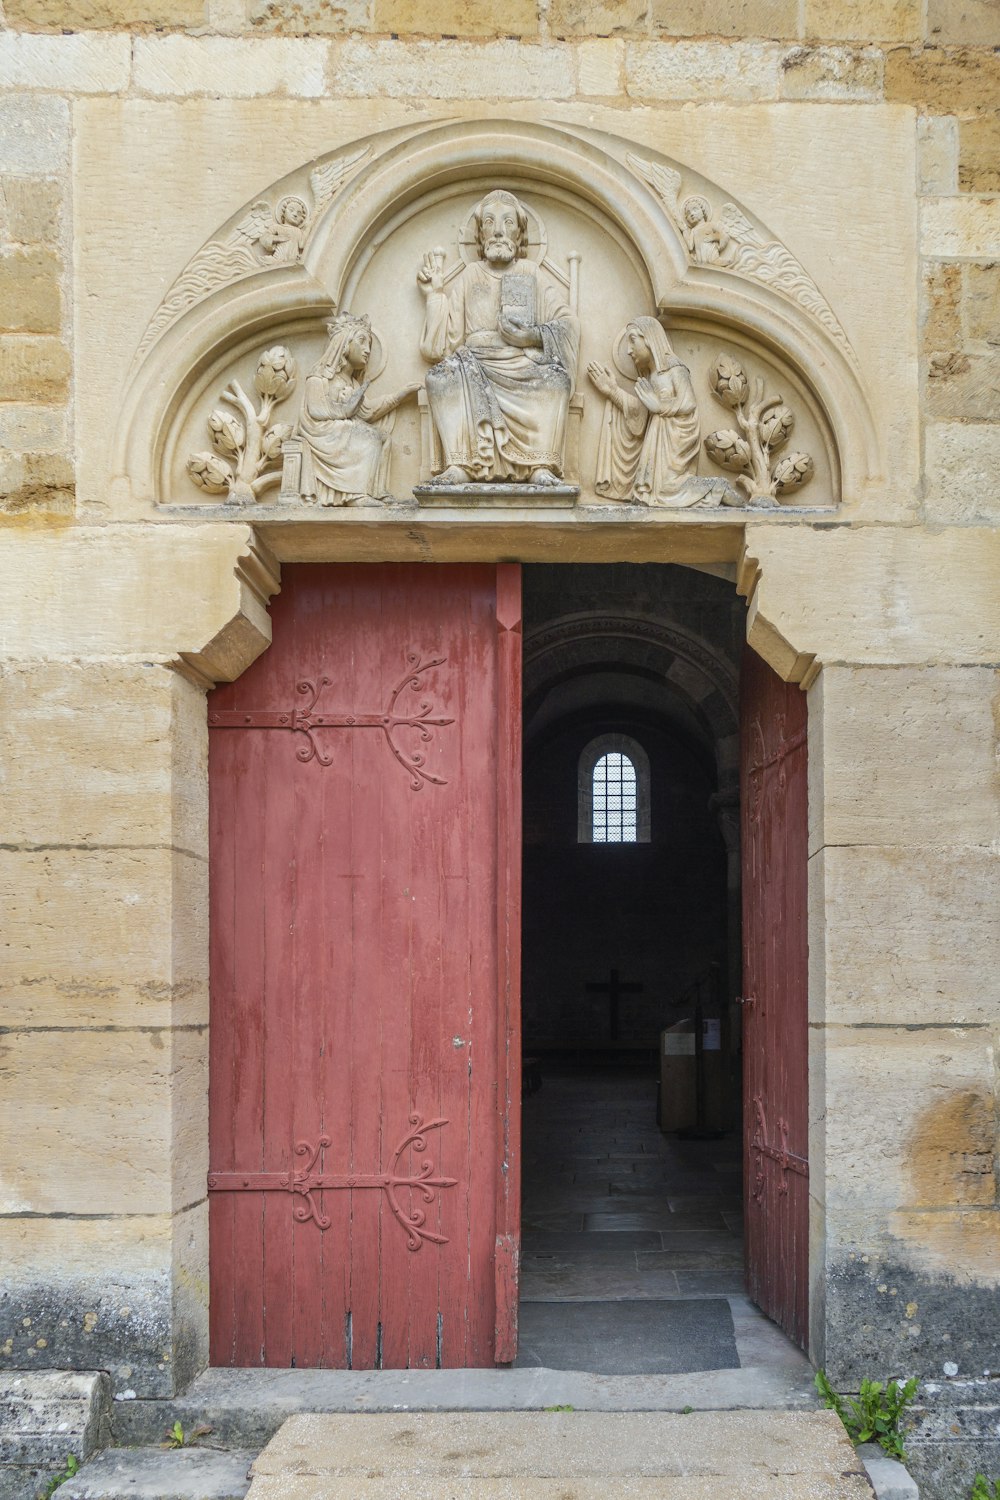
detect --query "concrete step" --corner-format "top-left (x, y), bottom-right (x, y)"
top-left (57, 1447), bottom-right (255, 1500)
top-left (246, 1410), bottom-right (877, 1498)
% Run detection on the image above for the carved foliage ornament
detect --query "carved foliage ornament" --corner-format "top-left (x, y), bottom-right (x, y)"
top-left (703, 352), bottom-right (814, 505)
top-left (187, 346), bottom-right (297, 504)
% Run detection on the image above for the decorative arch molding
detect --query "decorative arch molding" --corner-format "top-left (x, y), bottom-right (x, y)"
top-left (113, 117), bottom-right (877, 509)
top-left (523, 611), bottom-right (739, 789)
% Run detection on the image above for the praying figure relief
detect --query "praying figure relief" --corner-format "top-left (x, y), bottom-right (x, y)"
top-left (298, 312), bottom-right (419, 506)
top-left (417, 189), bottom-right (579, 486)
top-left (588, 318), bottom-right (701, 505)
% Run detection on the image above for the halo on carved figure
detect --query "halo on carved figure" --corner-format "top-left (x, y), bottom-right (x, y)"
top-left (612, 318), bottom-right (670, 380)
top-left (457, 191), bottom-right (548, 265)
top-left (275, 194), bottom-right (309, 227)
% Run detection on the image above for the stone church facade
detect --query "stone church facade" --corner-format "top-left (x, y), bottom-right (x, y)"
top-left (1, 1), bottom-right (998, 1495)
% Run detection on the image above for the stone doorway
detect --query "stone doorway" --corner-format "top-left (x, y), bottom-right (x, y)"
top-left (517, 563), bottom-right (751, 1374)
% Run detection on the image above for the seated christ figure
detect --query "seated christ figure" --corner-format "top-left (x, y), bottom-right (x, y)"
top-left (417, 190), bottom-right (579, 486)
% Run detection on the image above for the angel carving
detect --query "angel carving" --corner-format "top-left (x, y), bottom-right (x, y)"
top-left (237, 195), bottom-right (309, 266)
top-left (626, 152), bottom-right (858, 369)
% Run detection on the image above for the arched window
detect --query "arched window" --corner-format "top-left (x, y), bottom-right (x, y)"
top-left (578, 734), bottom-right (651, 843)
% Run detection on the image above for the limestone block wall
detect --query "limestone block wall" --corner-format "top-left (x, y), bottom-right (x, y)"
top-left (0, 4), bottom-right (998, 1493)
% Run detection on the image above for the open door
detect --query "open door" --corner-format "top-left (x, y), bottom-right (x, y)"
top-left (740, 644), bottom-right (809, 1350)
top-left (208, 563), bottom-right (522, 1368)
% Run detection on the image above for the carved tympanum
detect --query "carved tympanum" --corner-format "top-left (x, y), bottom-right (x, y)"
top-left (417, 189), bottom-right (580, 488)
top-left (703, 352), bottom-right (814, 505)
top-left (588, 317), bottom-right (703, 507)
top-left (288, 312), bottom-right (418, 507)
top-left (186, 346), bottom-right (297, 504)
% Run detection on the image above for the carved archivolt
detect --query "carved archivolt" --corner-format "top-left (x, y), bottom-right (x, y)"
top-left (116, 119), bottom-right (877, 516)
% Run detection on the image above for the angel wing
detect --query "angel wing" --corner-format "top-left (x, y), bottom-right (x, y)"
top-left (309, 145), bottom-right (373, 217)
top-left (626, 153), bottom-right (682, 224)
top-left (233, 199), bottom-right (276, 250)
top-left (718, 201), bottom-right (766, 250)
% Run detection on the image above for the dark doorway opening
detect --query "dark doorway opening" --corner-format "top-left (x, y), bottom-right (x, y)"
top-left (517, 562), bottom-right (745, 1374)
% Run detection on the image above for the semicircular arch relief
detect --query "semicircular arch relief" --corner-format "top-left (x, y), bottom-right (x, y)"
top-left (114, 117), bottom-right (876, 516)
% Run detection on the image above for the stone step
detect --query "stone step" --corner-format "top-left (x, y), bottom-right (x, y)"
top-left (57, 1447), bottom-right (255, 1500)
top-left (0, 1371), bottom-right (110, 1500)
top-left (245, 1410), bottom-right (877, 1498)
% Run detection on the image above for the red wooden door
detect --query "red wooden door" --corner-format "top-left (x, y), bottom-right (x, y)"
top-left (740, 644), bottom-right (809, 1350)
top-left (208, 563), bottom-right (522, 1369)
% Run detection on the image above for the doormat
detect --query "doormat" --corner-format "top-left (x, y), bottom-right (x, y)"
top-left (513, 1298), bottom-right (739, 1375)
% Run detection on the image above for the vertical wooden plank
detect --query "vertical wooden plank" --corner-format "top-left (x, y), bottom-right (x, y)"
top-left (740, 645), bottom-right (809, 1352)
top-left (494, 562), bottom-right (522, 1365)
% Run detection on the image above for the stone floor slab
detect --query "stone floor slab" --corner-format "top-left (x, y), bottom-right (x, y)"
top-left (514, 1298), bottom-right (738, 1374)
top-left (59, 1447), bottom-right (255, 1500)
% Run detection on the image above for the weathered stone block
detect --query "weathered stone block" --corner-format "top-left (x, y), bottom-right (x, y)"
top-left (0, 249), bottom-right (61, 336)
top-left (809, 665), bottom-right (1000, 851)
top-left (331, 39), bottom-right (575, 96)
top-left (247, 0), bottom-right (367, 28)
top-left (575, 38), bottom-right (624, 92)
top-left (133, 36), bottom-right (328, 96)
top-left (804, 0), bottom-right (920, 42)
top-left (921, 195), bottom-right (1000, 258)
top-left (4, 0), bottom-right (204, 28)
top-left (0, 178), bottom-right (62, 247)
top-left (625, 39), bottom-right (782, 98)
top-left (0, 97), bottom-right (69, 177)
top-left (779, 43), bottom-right (883, 99)
top-left (823, 1246), bottom-right (1000, 1387)
top-left (0, 406), bottom-right (64, 454)
top-left (958, 111), bottom-right (1000, 193)
top-left (0, 335), bottom-right (69, 403)
top-left (0, 450), bottom-right (74, 513)
top-left (0, 845), bottom-right (208, 1030)
top-left (648, 0), bottom-right (797, 38)
top-left (0, 33), bottom-right (131, 93)
top-left (810, 845), bottom-right (1000, 1027)
top-left (0, 1206), bottom-right (205, 1396)
top-left (965, 260), bottom-right (1000, 344)
top-left (920, 260), bottom-right (962, 353)
top-left (745, 525), bottom-right (1000, 670)
top-left (924, 421), bottom-right (1000, 522)
top-left (0, 1371), bottom-right (110, 1468)
top-left (550, 0), bottom-right (646, 36)
top-left (374, 0), bottom-right (538, 34)
top-left (0, 661), bottom-right (207, 855)
top-left (886, 45), bottom-right (1000, 111)
top-left (925, 347), bottom-right (1000, 421)
top-left (916, 114), bottom-right (958, 196)
top-left (0, 1023), bottom-right (205, 1216)
top-left (927, 0), bottom-right (1000, 45)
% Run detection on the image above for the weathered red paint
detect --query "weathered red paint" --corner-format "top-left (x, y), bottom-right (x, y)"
top-left (740, 644), bottom-right (809, 1351)
top-left (208, 563), bottom-right (522, 1369)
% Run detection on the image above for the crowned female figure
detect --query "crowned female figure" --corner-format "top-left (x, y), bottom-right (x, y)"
top-left (588, 318), bottom-right (701, 506)
top-left (298, 312), bottom-right (418, 506)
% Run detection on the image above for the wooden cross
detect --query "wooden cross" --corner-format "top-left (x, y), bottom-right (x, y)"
top-left (586, 967), bottom-right (644, 1042)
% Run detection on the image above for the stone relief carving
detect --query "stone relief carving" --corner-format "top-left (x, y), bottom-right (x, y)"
top-left (702, 352), bottom-right (815, 505)
top-left (186, 346), bottom-right (297, 504)
top-left (627, 154), bottom-right (859, 375)
top-left (135, 146), bottom-right (372, 361)
top-left (282, 312), bottom-right (418, 507)
top-left (416, 189), bottom-right (580, 489)
top-left (588, 317), bottom-right (703, 507)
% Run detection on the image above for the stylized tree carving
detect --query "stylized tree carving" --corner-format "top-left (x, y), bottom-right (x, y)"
top-left (187, 346), bottom-right (297, 504)
top-left (703, 353), bottom-right (814, 506)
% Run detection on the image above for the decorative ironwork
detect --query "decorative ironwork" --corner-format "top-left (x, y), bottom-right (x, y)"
top-left (208, 1114), bottom-right (458, 1251)
top-left (208, 652), bottom-right (454, 790)
top-left (750, 1093), bottom-right (808, 1200)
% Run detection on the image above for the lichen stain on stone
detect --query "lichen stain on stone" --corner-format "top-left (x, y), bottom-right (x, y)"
top-left (909, 1088), bottom-right (996, 1209)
